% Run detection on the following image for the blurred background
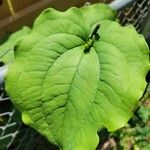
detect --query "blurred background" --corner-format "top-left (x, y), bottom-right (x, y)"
top-left (0, 0), bottom-right (150, 150)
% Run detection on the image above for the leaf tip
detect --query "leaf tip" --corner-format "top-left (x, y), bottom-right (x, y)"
top-left (22, 111), bottom-right (33, 125)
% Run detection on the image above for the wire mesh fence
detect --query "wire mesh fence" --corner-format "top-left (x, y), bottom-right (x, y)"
top-left (0, 0), bottom-right (150, 149)
top-left (118, 0), bottom-right (150, 32)
top-left (0, 88), bottom-right (20, 150)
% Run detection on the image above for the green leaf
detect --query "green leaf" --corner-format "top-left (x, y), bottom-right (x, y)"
top-left (5, 4), bottom-right (149, 150)
top-left (0, 26), bottom-right (31, 64)
top-left (80, 3), bottom-right (116, 27)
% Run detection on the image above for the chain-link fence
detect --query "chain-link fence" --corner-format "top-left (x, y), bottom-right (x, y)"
top-left (118, 0), bottom-right (150, 32)
top-left (0, 0), bottom-right (150, 149)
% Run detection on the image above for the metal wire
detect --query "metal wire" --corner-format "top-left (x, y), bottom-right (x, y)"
top-left (0, 88), bottom-right (21, 150)
top-left (118, 0), bottom-right (150, 32)
top-left (0, 0), bottom-right (150, 149)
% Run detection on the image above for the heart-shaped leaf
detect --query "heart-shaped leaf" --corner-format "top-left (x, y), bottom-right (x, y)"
top-left (5, 4), bottom-right (149, 150)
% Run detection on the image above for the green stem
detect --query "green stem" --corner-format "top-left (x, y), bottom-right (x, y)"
top-left (84, 24), bottom-right (100, 53)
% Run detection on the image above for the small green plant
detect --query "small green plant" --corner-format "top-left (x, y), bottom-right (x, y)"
top-left (0, 26), bottom-right (30, 64)
top-left (1, 3), bottom-right (149, 150)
